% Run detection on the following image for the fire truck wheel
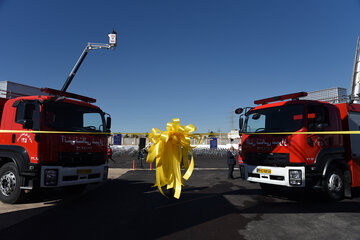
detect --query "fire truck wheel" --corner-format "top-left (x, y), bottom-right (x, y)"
top-left (323, 166), bottom-right (344, 201)
top-left (0, 162), bottom-right (24, 204)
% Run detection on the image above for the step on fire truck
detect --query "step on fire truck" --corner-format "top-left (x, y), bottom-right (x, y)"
top-left (235, 37), bottom-right (360, 200)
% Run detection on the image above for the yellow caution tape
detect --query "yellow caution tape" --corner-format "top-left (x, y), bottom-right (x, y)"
top-left (3, 129), bottom-right (360, 136)
top-left (116, 131), bottom-right (360, 135)
top-left (146, 118), bottom-right (202, 199)
top-left (112, 132), bottom-right (150, 135)
top-left (0, 130), bottom-right (110, 134)
top-left (0, 130), bottom-right (226, 136)
top-left (112, 132), bottom-right (225, 136)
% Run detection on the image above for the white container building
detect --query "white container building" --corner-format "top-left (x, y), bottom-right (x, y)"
top-left (301, 87), bottom-right (348, 104)
top-left (0, 81), bottom-right (45, 99)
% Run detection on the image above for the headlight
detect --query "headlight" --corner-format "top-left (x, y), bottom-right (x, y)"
top-left (289, 170), bottom-right (302, 186)
top-left (44, 169), bottom-right (58, 186)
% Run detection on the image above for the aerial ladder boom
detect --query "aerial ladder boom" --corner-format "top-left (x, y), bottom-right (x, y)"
top-left (350, 37), bottom-right (360, 103)
top-left (61, 29), bottom-right (117, 92)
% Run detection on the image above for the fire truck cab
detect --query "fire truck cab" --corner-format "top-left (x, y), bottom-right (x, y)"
top-left (236, 92), bottom-right (360, 200)
top-left (0, 88), bottom-right (111, 203)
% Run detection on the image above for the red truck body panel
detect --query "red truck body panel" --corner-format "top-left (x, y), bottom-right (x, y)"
top-left (240, 97), bottom-right (360, 196)
top-left (0, 91), bottom-right (109, 204)
top-left (0, 95), bottom-right (107, 165)
top-left (242, 100), bottom-right (343, 164)
top-left (336, 103), bottom-right (360, 187)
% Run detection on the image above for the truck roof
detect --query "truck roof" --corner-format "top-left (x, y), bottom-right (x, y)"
top-left (252, 99), bottom-right (334, 111)
top-left (6, 95), bottom-right (101, 110)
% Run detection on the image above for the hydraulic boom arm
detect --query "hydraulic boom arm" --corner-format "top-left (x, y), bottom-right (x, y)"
top-left (61, 29), bottom-right (117, 92)
top-left (350, 37), bottom-right (360, 102)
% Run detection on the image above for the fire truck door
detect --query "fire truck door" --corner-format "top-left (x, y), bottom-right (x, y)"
top-left (348, 112), bottom-right (360, 157)
top-left (306, 105), bottom-right (331, 163)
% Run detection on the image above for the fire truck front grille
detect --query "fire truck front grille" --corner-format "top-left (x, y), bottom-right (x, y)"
top-left (244, 153), bottom-right (289, 167)
top-left (58, 152), bottom-right (105, 166)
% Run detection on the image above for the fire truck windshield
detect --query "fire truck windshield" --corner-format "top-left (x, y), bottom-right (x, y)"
top-left (43, 102), bottom-right (106, 132)
top-left (244, 104), bottom-right (304, 133)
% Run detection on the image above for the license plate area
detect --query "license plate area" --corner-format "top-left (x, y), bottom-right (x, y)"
top-left (257, 168), bottom-right (271, 174)
top-left (78, 169), bottom-right (92, 174)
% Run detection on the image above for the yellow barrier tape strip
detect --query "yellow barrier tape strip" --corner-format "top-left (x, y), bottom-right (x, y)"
top-left (0, 130), bottom-right (226, 136)
top-left (112, 132), bottom-right (225, 136)
top-left (3, 130), bottom-right (360, 135)
top-left (0, 130), bottom-right (110, 134)
top-left (246, 131), bottom-right (360, 135)
top-left (109, 131), bottom-right (360, 135)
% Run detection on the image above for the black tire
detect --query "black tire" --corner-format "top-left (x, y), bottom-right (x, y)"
top-left (0, 162), bottom-right (24, 204)
top-left (239, 164), bottom-right (245, 178)
top-left (323, 166), bottom-right (345, 201)
top-left (63, 184), bottom-right (87, 194)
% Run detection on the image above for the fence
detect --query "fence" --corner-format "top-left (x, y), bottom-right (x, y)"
top-left (108, 134), bottom-right (241, 148)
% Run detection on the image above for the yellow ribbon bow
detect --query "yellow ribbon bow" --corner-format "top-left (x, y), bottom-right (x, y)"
top-left (146, 118), bottom-right (202, 199)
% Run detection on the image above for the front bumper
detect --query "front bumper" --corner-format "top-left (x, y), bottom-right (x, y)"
top-left (244, 164), bottom-right (305, 187)
top-left (40, 164), bottom-right (108, 188)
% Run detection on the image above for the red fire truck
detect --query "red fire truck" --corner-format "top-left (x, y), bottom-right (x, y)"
top-left (236, 37), bottom-right (360, 200)
top-left (235, 91), bottom-right (360, 200)
top-left (0, 88), bottom-right (111, 203)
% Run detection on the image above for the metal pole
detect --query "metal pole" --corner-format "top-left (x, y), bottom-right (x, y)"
top-left (61, 46), bottom-right (89, 92)
top-left (350, 37), bottom-right (360, 98)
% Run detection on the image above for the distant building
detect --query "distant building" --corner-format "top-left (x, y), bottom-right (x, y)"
top-left (301, 87), bottom-right (347, 104)
top-left (0, 81), bottom-right (45, 99)
top-left (228, 129), bottom-right (240, 139)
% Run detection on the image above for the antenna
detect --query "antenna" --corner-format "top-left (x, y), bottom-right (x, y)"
top-left (61, 29), bottom-right (117, 92)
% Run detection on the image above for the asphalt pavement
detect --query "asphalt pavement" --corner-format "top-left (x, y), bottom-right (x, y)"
top-left (0, 168), bottom-right (360, 240)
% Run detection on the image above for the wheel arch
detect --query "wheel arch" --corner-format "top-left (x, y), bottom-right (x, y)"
top-left (322, 158), bottom-right (351, 178)
top-left (321, 159), bottom-right (351, 198)
top-left (315, 148), bottom-right (351, 198)
top-left (0, 156), bottom-right (16, 169)
top-left (0, 146), bottom-right (30, 174)
top-left (314, 148), bottom-right (347, 176)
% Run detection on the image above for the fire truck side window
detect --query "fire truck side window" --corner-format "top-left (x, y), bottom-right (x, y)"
top-left (15, 101), bottom-right (40, 130)
top-left (83, 113), bottom-right (104, 132)
top-left (307, 105), bottom-right (329, 131)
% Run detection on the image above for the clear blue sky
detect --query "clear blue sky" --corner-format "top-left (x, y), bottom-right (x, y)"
top-left (1, 0), bottom-right (359, 133)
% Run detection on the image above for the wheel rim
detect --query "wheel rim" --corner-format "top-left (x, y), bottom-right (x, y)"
top-left (0, 171), bottom-right (16, 196)
top-left (327, 173), bottom-right (343, 192)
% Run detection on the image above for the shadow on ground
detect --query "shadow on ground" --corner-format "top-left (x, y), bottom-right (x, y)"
top-left (0, 171), bottom-right (247, 240)
top-left (1, 170), bottom-right (360, 240)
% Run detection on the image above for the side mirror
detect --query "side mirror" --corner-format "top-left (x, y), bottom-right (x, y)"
top-left (22, 119), bottom-right (34, 129)
top-left (252, 113), bottom-right (261, 120)
top-left (235, 108), bottom-right (243, 114)
top-left (106, 116), bottom-right (111, 131)
top-left (315, 123), bottom-right (326, 131)
top-left (239, 117), bottom-right (244, 132)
